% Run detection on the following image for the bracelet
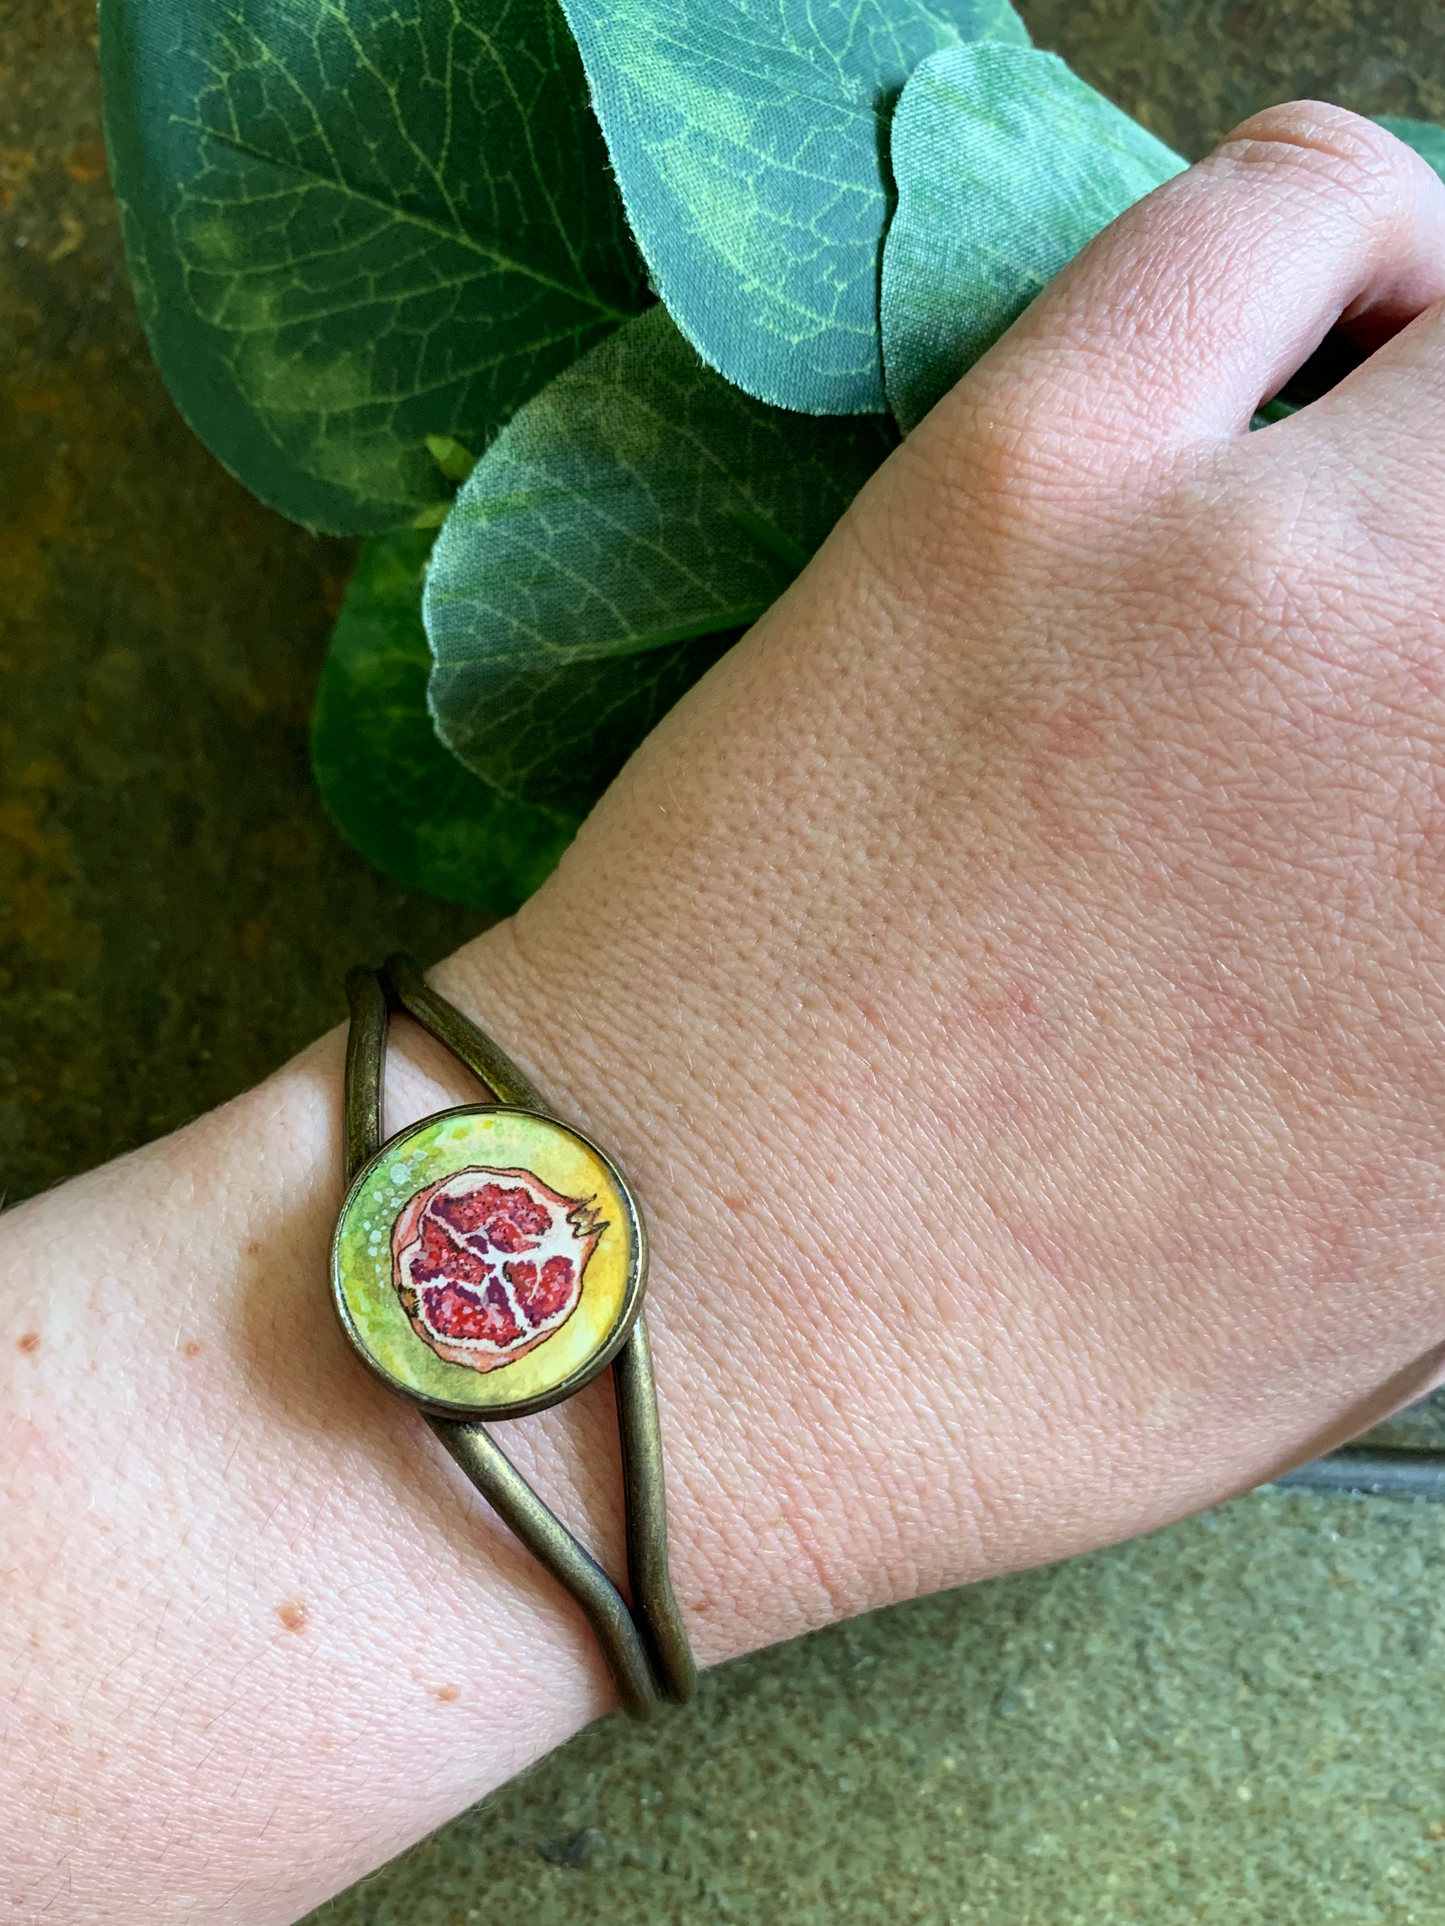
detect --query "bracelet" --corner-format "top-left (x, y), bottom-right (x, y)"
top-left (331, 953), bottom-right (696, 1717)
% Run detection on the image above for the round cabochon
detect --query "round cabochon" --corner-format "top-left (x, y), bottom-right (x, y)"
top-left (332, 1106), bottom-right (645, 1419)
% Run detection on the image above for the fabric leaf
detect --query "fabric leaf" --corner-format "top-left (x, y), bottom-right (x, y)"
top-left (100, 0), bottom-right (649, 535)
top-left (881, 43), bottom-right (1186, 432)
top-left (554, 0), bottom-right (1029, 416)
top-left (425, 304), bottom-right (898, 811)
top-left (313, 530), bottom-right (578, 908)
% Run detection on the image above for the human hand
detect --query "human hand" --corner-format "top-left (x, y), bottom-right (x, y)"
top-left (446, 98), bottom-right (1445, 1645)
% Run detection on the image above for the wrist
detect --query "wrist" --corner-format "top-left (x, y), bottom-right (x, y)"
top-left (427, 911), bottom-right (1001, 1658)
top-left (426, 847), bottom-right (1445, 1663)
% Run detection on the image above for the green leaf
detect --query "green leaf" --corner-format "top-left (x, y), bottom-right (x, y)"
top-left (426, 304), bottom-right (898, 811)
top-left (312, 529), bottom-right (578, 909)
top-left (881, 43), bottom-right (1186, 432)
top-left (426, 436), bottom-right (480, 486)
top-left (554, 0), bottom-right (1029, 415)
top-left (1373, 116), bottom-right (1445, 182)
top-left (100, 0), bottom-right (649, 535)
top-left (1250, 395), bottom-right (1301, 430)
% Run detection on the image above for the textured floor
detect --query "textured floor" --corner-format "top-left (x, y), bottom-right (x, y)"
top-left (5, 1), bottom-right (1445, 1920)
top-left (311, 1492), bottom-right (1445, 1926)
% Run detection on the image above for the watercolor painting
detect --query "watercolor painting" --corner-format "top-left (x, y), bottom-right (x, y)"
top-left (392, 1165), bottom-right (606, 1371)
top-left (333, 1107), bottom-right (643, 1417)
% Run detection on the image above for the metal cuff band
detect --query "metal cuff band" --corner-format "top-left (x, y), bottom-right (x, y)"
top-left (333, 954), bottom-right (696, 1718)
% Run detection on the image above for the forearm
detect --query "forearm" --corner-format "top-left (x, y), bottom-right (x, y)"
top-left (1, 1005), bottom-right (604, 1920)
top-left (0, 890), bottom-right (994, 1925)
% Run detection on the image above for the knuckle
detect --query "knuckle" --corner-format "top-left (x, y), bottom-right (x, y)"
top-left (1160, 445), bottom-right (1438, 743)
top-left (916, 382), bottom-right (1060, 510)
top-left (882, 407), bottom-right (1066, 590)
top-left (1212, 99), bottom-right (1422, 222)
top-left (903, 365), bottom-right (1128, 527)
top-left (1167, 461), bottom-right (1345, 654)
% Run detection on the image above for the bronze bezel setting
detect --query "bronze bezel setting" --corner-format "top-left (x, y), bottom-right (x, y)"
top-left (332, 954), bottom-right (695, 1717)
top-left (331, 1101), bottom-right (648, 1423)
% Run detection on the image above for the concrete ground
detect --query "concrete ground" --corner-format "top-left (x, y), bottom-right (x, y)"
top-left (4, 1), bottom-right (1445, 1920)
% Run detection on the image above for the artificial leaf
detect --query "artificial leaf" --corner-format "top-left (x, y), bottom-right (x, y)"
top-left (313, 529), bottom-right (578, 908)
top-left (1252, 396), bottom-right (1301, 427)
top-left (426, 436), bottom-right (479, 486)
top-left (100, 0), bottom-right (648, 535)
top-left (425, 304), bottom-right (898, 810)
top-left (554, 0), bottom-right (1030, 416)
top-left (1374, 116), bottom-right (1445, 182)
top-left (881, 43), bottom-right (1186, 432)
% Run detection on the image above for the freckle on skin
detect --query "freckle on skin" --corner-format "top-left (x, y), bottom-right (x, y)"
top-left (182, 1340), bottom-right (202, 1358)
top-left (276, 1600), bottom-right (308, 1633)
top-left (17, 1332), bottom-right (39, 1353)
top-left (435, 1683), bottom-right (460, 1702)
top-left (246, 1241), bottom-right (262, 1257)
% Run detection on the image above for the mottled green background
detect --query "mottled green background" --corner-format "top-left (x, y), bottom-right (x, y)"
top-left (6, 2), bottom-right (1445, 1921)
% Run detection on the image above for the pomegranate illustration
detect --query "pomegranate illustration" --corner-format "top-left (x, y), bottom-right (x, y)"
top-left (391, 1165), bottom-right (605, 1372)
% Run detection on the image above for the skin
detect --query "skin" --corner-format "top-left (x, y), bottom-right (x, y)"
top-left (7, 100), bottom-right (1445, 1923)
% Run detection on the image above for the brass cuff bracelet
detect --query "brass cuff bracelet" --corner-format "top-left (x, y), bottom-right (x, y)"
top-left (331, 953), bottom-right (696, 1718)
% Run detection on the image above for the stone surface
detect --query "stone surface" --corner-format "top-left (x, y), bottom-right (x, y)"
top-left (5, 2), bottom-right (1445, 1923)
